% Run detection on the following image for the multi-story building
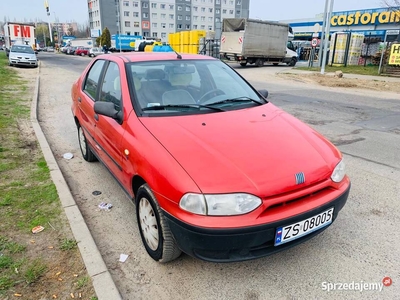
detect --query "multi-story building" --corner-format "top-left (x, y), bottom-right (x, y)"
top-left (88, 0), bottom-right (250, 42)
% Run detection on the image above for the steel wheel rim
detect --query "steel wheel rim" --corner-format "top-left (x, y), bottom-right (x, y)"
top-left (78, 128), bottom-right (87, 156)
top-left (139, 197), bottom-right (159, 251)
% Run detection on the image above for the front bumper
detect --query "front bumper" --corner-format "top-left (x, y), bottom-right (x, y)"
top-left (164, 184), bottom-right (350, 262)
top-left (9, 58), bottom-right (38, 67)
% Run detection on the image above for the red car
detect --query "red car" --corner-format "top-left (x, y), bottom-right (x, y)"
top-left (75, 47), bottom-right (90, 56)
top-left (71, 52), bottom-right (350, 263)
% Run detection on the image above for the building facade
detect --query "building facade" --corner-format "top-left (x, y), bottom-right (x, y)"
top-left (88, 0), bottom-right (250, 42)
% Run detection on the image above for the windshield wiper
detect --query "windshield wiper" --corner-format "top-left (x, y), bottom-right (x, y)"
top-left (207, 97), bottom-right (264, 106)
top-left (142, 104), bottom-right (225, 112)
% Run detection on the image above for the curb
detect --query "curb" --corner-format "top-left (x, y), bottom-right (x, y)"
top-left (30, 61), bottom-right (122, 300)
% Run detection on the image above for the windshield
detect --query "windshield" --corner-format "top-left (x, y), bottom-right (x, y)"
top-left (11, 45), bottom-right (34, 54)
top-left (127, 59), bottom-right (264, 116)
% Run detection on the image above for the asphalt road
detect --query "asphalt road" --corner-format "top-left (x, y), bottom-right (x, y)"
top-left (37, 52), bottom-right (400, 300)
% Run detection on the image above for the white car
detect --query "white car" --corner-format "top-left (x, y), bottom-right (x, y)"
top-left (8, 44), bottom-right (38, 68)
top-left (89, 47), bottom-right (105, 57)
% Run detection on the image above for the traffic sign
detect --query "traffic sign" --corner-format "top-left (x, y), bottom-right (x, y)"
top-left (311, 38), bottom-right (319, 47)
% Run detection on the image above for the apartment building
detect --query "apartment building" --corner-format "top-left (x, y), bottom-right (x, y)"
top-left (88, 0), bottom-right (250, 42)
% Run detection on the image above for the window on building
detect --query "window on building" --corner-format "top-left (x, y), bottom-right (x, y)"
top-left (216, 17), bottom-right (220, 22)
top-left (169, 23), bottom-right (174, 28)
top-left (222, 9), bottom-right (227, 14)
top-left (177, 24), bottom-right (182, 29)
top-left (169, 4), bottom-right (174, 9)
top-left (229, 0), bottom-right (234, 4)
top-left (229, 10), bottom-right (234, 14)
top-left (216, 0), bottom-right (220, 3)
top-left (161, 23), bottom-right (166, 28)
top-left (209, 8), bottom-right (213, 13)
top-left (161, 4), bottom-right (166, 9)
top-left (201, 16), bottom-right (205, 21)
top-left (143, 32), bottom-right (149, 37)
top-left (142, 2), bottom-right (148, 8)
top-left (193, 24), bottom-right (198, 29)
top-left (134, 31), bottom-right (140, 35)
top-left (169, 14), bottom-right (174, 19)
top-left (126, 31), bottom-right (131, 35)
top-left (201, 7), bottom-right (205, 12)
top-left (152, 13), bottom-right (157, 18)
top-left (124, 11), bottom-right (129, 16)
top-left (161, 13), bottom-right (166, 19)
top-left (236, 10), bottom-right (240, 15)
top-left (186, 6), bottom-right (190, 11)
top-left (178, 15), bottom-right (182, 20)
top-left (193, 16), bottom-right (198, 21)
top-left (208, 17), bottom-right (213, 22)
top-left (208, 25), bottom-right (212, 30)
top-left (152, 23), bottom-right (157, 28)
top-left (200, 25), bottom-right (205, 29)
top-left (133, 12), bottom-right (139, 17)
top-left (143, 12), bottom-right (149, 18)
top-left (177, 5), bottom-right (182, 10)
top-left (133, 1), bottom-right (138, 7)
top-left (216, 9), bottom-right (220, 14)
top-left (123, 1), bottom-right (129, 6)
top-left (152, 32), bottom-right (158, 37)
top-left (125, 21), bottom-right (131, 27)
top-left (209, 0), bottom-right (213, 3)
top-left (185, 24), bottom-right (190, 29)
top-left (193, 6), bottom-right (198, 11)
top-left (186, 16), bottom-right (190, 20)
top-left (134, 21), bottom-right (139, 27)
top-left (151, 3), bottom-right (157, 8)
top-left (237, 0), bottom-right (242, 4)
top-left (161, 32), bottom-right (166, 38)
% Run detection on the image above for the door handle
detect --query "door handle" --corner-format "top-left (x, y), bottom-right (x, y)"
top-left (94, 114), bottom-right (99, 121)
top-left (77, 97), bottom-right (81, 102)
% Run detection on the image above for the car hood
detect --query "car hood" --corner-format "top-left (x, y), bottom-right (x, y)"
top-left (10, 52), bottom-right (36, 59)
top-left (140, 104), bottom-right (340, 196)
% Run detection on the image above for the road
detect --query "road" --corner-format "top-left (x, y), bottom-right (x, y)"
top-left (37, 52), bottom-right (399, 300)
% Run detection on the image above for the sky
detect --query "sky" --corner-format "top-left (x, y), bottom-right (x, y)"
top-left (0, 0), bottom-right (391, 25)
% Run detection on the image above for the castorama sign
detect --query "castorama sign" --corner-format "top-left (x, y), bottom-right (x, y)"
top-left (330, 8), bottom-right (400, 26)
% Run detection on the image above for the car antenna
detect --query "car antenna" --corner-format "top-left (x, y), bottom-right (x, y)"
top-left (173, 49), bottom-right (182, 59)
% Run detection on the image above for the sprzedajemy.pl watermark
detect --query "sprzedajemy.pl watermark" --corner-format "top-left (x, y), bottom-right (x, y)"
top-left (321, 277), bottom-right (392, 292)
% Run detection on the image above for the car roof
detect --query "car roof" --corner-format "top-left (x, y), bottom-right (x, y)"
top-left (106, 52), bottom-right (217, 63)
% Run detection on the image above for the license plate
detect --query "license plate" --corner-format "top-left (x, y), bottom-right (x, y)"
top-left (274, 208), bottom-right (334, 246)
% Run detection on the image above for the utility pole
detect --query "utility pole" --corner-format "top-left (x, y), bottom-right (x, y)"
top-left (321, 0), bottom-right (334, 74)
top-left (44, 0), bottom-right (53, 44)
top-left (116, 0), bottom-right (122, 52)
top-left (318, 0), bottom-right (329, 67)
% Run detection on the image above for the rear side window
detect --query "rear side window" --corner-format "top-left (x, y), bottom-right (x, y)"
top-left (83, 60), bottom-right (105, 100)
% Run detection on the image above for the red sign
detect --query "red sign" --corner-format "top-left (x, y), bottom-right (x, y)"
top-left (238, 36), bottom-right (243, 44)
top-left (311, 38), bottom-right (319, 47)
top-left (13, 25), bottom-right (31, 38)
top-left (221, 35), bottom-right (226, 43)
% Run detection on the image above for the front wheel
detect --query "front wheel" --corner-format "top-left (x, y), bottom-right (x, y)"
top-left (239, 62), bottom-right (247, 67)
top-left (81, 53), bottom-right (85, 56)
top-left (288, 57), bottom-right (297, 67)
top-left (255, 58), bottom-right (264, 67)
top-left (78, 125), bottom-right (96, 162)
top-left (136, 184), bottom-right (181, 263)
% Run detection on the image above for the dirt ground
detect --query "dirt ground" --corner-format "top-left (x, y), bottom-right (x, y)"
top-left (277, 73), bottom-right (400, 94)
top-left (1, 66), bottom-right (95, 300)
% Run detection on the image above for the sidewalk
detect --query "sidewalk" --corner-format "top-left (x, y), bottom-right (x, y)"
top-left (284, 62), bottom-right (400, 83)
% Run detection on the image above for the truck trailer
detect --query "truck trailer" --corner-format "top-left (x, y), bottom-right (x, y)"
top-left (3, 22), bottom-right (36, 56)
top-left (220, 18), bottom-right (298, 67)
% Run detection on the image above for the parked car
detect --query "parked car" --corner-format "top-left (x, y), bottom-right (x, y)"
top-left (75, 47), bottom-right (90, 56)
top-left (66, 46), bottom-right (77, 55)
top-left (88, 47), bottom-right (104, 57)
top-left (71, 52), bottom-right (350, 263)
top-left (8, 44), bottom-right (38, 68)
top-left (47, 46), bottom-right (55, 52)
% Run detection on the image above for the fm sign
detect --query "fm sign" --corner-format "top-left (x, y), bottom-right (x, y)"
top-left (12, 24), bottom-right (32, 38)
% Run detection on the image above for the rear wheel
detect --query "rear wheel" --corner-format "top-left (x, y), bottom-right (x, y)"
top-left (81, 53), bottom-right (85, 56)
top-left (288, 57), bottom-right (297, 66)
top-left (136, 184), bottom-right (181, 263)
top-left (273, 63), bottom-right (279, 66)
top-left (255, 59), bottom-right (264, 67)
top-left (239, 62), bottom-right (247, 67)
top-left (78, 125), bottom-right (96, 162)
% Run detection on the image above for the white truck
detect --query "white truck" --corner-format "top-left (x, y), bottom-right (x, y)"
top-left (3, 22), bottom-right (36, 56)
top-left (220, 18), bottom-right (298, 67)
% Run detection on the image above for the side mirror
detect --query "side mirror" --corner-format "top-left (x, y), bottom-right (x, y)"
top-left (94, 101), bottom-right (122, 123)
top-left (258, 89), bottom-right (268, 99)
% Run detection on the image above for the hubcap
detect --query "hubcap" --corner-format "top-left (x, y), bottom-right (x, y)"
top-left (78, 128), bottom-right (87, 155)
top-left (139, 197), bottom-right (159, 251)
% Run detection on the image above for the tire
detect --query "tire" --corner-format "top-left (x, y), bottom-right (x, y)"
top-left (81, 53), bottom-right (85, 56)
top-left (288, 57), bottom-right (297, 67)
top-left (136, 184), bottom-right (182, 263)
top-left (239, 62), bottom-right (247, 67)
top-left (255, 59), bottom-right (264, 67)
top-left (78, 125), bottom-right (96, 162)
top-left (273, 63), bottom-right (279, 66)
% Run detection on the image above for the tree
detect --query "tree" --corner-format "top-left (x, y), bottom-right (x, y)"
top-left (96, 37), bottom-right (101, 46)
top-left (100, 27), bottom-right (111, 48)
top-left (36, 24), bottom-right (50, 46)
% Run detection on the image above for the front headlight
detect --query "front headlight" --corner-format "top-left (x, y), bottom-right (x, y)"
top-left (331, 160), bottom-right (346, 183)
top-left (179, 193), bottom-right (262, 216)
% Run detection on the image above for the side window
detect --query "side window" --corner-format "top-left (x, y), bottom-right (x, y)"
top-left (83, 60), bottom-right (105, 100)
top-left (99, 62), bottom-right (122, 111)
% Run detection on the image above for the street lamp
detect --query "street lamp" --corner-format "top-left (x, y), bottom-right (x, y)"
top-left (321, 0), bottom-right (335, 74)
